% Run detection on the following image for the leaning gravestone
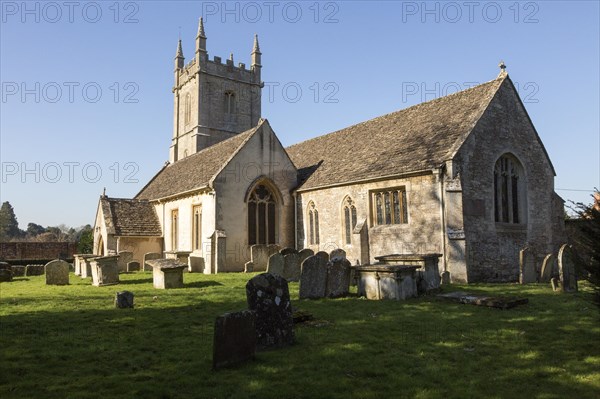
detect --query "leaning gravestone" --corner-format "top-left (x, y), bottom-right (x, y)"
top-left (246, 273), bottom-right (294, 350)
top-left (299, 255), bottom-right (328, 299)
top-left (558, 244), bottom-right (578, 292)
top-left (540, 253), bottom-right (557, 283)
top-left (326, 257), bottom-right (351, 298)
top-left (266, 253), bottom-right (284, 277)
top-left (25, 264), bottom-right (45, 276)
top-left (117, 251), bottom-right (133, 273)
top-left (212, 310), bottom-right (257, 369)
top-left (115, 291), bottom-right (134, 308)
top-left (330, 248), bottom-right (347, 260)
top-left (45, 260), bottom-right (70, 285)
top-left (519, 247), bottom-right (537, 284)
top-left (283, 253), bottom-right (301, 282)
top-left (143, 252), bottom-right (162, 271)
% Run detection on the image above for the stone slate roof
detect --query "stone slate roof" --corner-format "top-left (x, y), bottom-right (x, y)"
top-left (100, 197), bottom-right (162, 236)
top-left (286, 75), bottom-right (506, 191)
top-left (135, 123), bottom-right (261, 200)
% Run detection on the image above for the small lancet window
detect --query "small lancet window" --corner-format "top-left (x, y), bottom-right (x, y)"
top-left (343, 196), bottom-right (358, 245)
top-left (307, 201), bottom-right (320, 246)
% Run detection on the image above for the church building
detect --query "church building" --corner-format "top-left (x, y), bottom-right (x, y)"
top-left (93, 19), bottom-right (566, 283)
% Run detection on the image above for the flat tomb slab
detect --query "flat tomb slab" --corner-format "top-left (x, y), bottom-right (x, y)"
top-left (437, 291), bottom-right (529, 309)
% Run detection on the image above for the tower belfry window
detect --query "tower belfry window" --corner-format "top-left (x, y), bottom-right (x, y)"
top-left (224, 91), bottom-right (236, 114)
top-left (184, 93), bottom-right (191, 125)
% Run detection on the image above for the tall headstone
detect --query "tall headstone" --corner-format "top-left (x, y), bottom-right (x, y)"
top-left (326, 257), bottom-right (351, 298)
top-left (212, 310), bottom-right (257, 369)
top-left (540, 253), bottom-right (557, 283)
top-left (266, 253), bottom-right (284, 277)
top-left (144, 252), bottom-right (161, 271)
top-left (127, 261), bottom-right (140, 272)
top-left (298, 248), bottom-right (314, 267)
top-left (558, 244), bottom-right (578, 292)
top-left (299, 255), bottom-right (328, 299)
top-left (519, 248), bottom-right (537, 284)
top-left (246, 273), bottom-right (294, 350)
top-left (283, 253), bottom-right (301, 282)
top-left (44, 260), bottom-right (70, 285)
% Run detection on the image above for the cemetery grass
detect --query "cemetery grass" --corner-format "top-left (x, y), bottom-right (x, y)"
top-left (1, 273), bottom-right (599, 399)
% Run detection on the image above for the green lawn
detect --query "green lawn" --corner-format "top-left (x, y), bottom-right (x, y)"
top-left (1, 272), bottom-right (599, 399)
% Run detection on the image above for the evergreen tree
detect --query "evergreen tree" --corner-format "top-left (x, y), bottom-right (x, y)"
top-left (0, 201), bottom-right (22, 241)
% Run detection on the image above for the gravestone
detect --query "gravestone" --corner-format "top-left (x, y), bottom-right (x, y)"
top-left (0, 264), bottom-right (12, 282)
top-left (266, 253), bottom-right (284, 277)
top-left (280, 247), bottom-right (296, 256)
top-left (12, 265), bottom-right (25, 277)
top-left (45, 260), bottom-right (70, 285)
top-left (298, 248), bottom-right (314, 267)
top-left (147, 259), bottom-right (187, 289)
top-left (115, 291), bottom-right (134, 308)
top-left (90, 256), bottom-right (120, 286)
top-left (540, 253), bottom-right (557, 283)
top-left (315, 251), bottom-right (329, 263)
top-left (127, 261), bottom-right (140, 272)
top-left (79, 256), bottom-right (95, 278)
top-left (212, 310), bottom-right (257, 369)
top-left (330, 248), bottom-right (347, 260)
top-left (189, 256), bottom-right (205, 273)
top-left (283, 253), bottom-right (301, 282)
top-left (299, 255), bottom-right (328, 299)
top-left (143, 252), bottom-right (162, 271)
top-left (519, 248), bottom-right (537, 284)
top-left (326, 257), bottom-right (351, 298)
top-left (246, 273), bottom-right (294, 350)
top-left (558, 244), bottom-right (578, 292)
top-left (117, 251), bottom-right (133, 273)
top-left (244, 261), bottom-right (254, 273)
top-left (251, 244), bottom-right (280, 272)
top-left (25, 264), bottom-right (44, 276)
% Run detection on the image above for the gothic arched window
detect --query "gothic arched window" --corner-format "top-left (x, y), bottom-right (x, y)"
top-left (494, 154), bottom-right (525, 224)
top-left (248, 184), bottom-right (276, 245)
top-left (224, 91), bottom-right (236, 114)
top-left (343, 196), bottom-right (357, 245)
top-left (307, 201), bottom-right (320, 246)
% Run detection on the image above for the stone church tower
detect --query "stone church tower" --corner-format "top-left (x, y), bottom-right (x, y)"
top-left (170, 18), bottom-right (263, 162)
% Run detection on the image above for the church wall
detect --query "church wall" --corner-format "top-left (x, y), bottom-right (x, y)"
top-left (297, 173), bottom-right (443, 266)
top-left (455, 79), bottom-right (561, 282)
top-left (93, 201), bottom-right (115, 256)
top-left (153, 192), bottom-right (215, 260)
top-left (213, 123), bottom-right (296, 272)
top-left (117, 237), bottom-right (163, 265)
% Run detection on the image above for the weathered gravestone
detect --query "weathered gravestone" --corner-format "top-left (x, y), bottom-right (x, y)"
top-left (90, 256), bottom-right (120, 286)
top-left (25, 264), bottom-right (45, 276)
top-left (147, 259), bottom-right (187, 289)
top-left (189, 255), bottom-right (205, 273)
top-left (540, 253), bottom-right (557, 283)
top-left (299, 255), bottom-right (328, 299)
top-left (117, 251), bottom-right (133, 273)
top-left (298, 248), bottom-right (314, 266)
top-left (558, 244), bottom-right (578, 292)
top-left (315, 251), bottom-right (329, 263)
top-left (212, 310), bottom-right (257, 369)
top-left (250, 244), bottom-right (280, 272)
top-left (330, 248), bottom-right (347, 260)
top-left (244, 261), bottom-right (255, 273)
top-left (246, 273), bottom-right (294, 350)
top-left (115, 291), bottom-right (134, 308)
top-left (280, 247), bottom-right (296, 256)
top-left (326, 257), bottom-right (351, 298)
top-left (143, 252), bottom-right (162, 271)
top-left (283, 253), bottom-right (301, 282)
top-left (266, 253), bottom-right (284, 277)
top-left (12, 265), bottom-right (25, 277)
top-left (45, 260), bottom-right (70, 285)
top-left (0, 263), bottom-right (12, 282)
top-left (519, 248), bottom-right (537, 284)
top-left (127, 261), bottom-right (140, 272)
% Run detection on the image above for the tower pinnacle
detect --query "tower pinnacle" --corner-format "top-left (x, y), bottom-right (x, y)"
top-left (175, 39), bottom-right (184, 70)
top-left (197, 17), bottom-right (206, 39)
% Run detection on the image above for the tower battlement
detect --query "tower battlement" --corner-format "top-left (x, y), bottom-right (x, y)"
top-left (170, 19), bottom-right (262, 163)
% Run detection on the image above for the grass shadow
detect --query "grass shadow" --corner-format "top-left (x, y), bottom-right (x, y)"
top-left (185, 281), bottom-right (224, 289)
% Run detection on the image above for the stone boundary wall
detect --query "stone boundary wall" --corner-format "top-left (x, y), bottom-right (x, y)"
top-left (0, 242), bottom-right (78, 262)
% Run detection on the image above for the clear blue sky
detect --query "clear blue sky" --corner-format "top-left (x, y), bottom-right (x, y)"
top-left (1, 0), bottom-right (599, 229)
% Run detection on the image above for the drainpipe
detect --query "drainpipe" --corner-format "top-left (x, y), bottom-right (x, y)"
top-left (438, 164), bottom-right (448, 274)
top-left (293, 192), bottom-right (298, 250)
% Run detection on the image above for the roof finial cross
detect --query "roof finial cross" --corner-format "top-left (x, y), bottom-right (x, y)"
top-left (499, 60), bottom-right (507, 71)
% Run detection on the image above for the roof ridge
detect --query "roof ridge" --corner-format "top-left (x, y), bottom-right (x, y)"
top-left (287, 76), bottom-right (505, 150)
